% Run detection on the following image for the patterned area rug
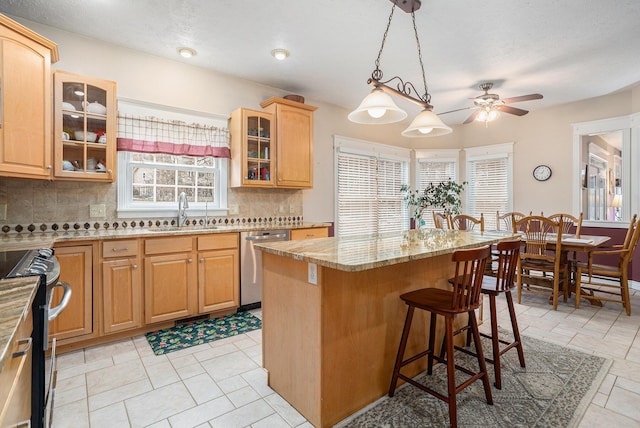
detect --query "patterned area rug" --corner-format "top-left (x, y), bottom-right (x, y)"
top-left (339, 330), bottom-right (611, 428)
top-left (145, 311), bottom-right (261, 355)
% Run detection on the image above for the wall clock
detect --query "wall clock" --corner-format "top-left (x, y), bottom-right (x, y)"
top-left (533, 164), bottom-right (552, 181)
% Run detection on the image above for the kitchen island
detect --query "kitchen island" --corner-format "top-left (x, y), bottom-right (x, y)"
top-left (255, 229), bottom-right (518, 428)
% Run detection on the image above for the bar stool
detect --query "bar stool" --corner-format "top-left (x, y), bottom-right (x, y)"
top-left (464, 240), bottom-right (525, 389)
top-left (388, 246), bottom-right (492, 428)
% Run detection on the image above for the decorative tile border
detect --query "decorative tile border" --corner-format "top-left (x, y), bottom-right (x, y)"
top-left (1, 216), bottom-right (304, 234)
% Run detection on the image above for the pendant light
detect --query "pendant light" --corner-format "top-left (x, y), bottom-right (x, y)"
top-left (348, 0), bottom-right (451, 137)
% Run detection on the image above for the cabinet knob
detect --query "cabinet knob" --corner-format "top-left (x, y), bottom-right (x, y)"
top-left (132, 264), bottom-right (138, 270)
top-left (199, 258), bottom-right (205, 263)
top-left (107, 169), bottom-right (113, 174)
top-left (188, 258), bottom-right (193, 263)
top-left (46, 165), bottom-right (52, 169)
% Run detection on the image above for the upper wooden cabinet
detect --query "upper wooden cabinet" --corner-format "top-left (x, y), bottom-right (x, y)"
top-left (261, 97), bottom-right (317, 188)
top-left (229, 108), bottom-right (275, 188)
top-left (54, 70), bottom-right (117, 182)
top-left (0, 14), bottom-right (58, 180)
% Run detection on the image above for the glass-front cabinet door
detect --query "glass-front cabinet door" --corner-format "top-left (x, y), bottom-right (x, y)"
top-left (54, 71), bottom-right (116, 181)
top-left (229, 108), bottom-right (274, 187)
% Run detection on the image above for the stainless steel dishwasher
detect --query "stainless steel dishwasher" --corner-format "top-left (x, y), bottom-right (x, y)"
top-left (240, 229), bottom-right (290, 309)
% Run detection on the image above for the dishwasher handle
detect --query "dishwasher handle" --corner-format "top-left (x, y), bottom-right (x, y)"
top-left (245, 233), bottom-right (288, 241)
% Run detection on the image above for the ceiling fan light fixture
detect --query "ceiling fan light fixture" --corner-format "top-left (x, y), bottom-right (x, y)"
top-left (401, 108), bottom-right (452, 138)
top-left (348, 88), bottom-right (408, 124)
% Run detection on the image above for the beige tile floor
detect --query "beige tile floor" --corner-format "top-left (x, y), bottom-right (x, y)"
top-left (52, 289), bottom-right (640, 428)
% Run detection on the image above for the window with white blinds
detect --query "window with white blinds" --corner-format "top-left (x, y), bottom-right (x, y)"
top-left (335, 137), bottom-right (410, 237)
top-left (465, 143), bottom-right (513, 231)
top-left (417, 159), bottom-right (458, 228)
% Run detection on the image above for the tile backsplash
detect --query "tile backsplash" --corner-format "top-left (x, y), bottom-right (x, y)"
top-left (0, 178), bottom-right (303, 232)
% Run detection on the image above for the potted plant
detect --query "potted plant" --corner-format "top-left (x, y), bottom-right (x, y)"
top-left (401, 179), bottom-right (467, 227)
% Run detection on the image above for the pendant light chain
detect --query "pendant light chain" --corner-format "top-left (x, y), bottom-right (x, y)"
top-left (411, 11), bottom-right (431, 105)
top-left (373, 4), bottom-right (396, 81)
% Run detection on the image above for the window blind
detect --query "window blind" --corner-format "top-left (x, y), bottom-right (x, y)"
top-left (467, 157), bottom-right (509, 230)
top-left (417, 160), bottom-right (457, 228)
top-left (336, 151), bottom-right (409, 237)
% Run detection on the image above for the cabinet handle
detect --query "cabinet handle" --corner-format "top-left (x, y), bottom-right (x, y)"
top-left (112, 247), bottom-right (129, 252)
top-left (188, 258), bottom-right (193, 263)
top-left (46, 165), bottom-right (52, 169)
top-left (306, 234), bottom-right (314, 237)
top-left (107, 169), bottom-right (113, 174)
top-left (199, 258), bottom-right (205, 263)
top-left (12, 337), bottom-right (32, 358)
top-left (16, 420), bottom-right (31, 428)
top-left (132, 264), bottom-right (138, 270)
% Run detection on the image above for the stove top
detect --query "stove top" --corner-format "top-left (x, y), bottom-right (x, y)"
top-left (0, 248), bottom-right (60, 286)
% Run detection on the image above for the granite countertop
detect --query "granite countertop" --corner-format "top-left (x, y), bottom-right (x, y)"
top-left (255, 229), bottom-right (520, 272)
top-left (0, 222), bottom-right (331, 252)
top-left (0, 276), bottom-right (39, 373)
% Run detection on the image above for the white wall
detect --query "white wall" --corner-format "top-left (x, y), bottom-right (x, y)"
top-left (13, 17), bottom-right (640, 224)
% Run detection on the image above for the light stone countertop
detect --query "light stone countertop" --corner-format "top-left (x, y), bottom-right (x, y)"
top-left (0, 276), bottom-right (39, 373)
top-left (255, 229), bottom-right (520, 272)
top-left (0, 222), bottom-right (331, 252)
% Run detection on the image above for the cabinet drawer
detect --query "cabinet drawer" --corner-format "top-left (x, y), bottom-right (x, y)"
top-left (198, 233), bottom-right (239, 251)
top-left (290, 227), bottom-right (328, 240)
top-left (103, 240), bottom-right (139, 258)
top-left (145, 236), bottom-right (193, 255)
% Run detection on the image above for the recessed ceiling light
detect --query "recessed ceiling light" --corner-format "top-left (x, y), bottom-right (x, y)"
top-left (271, 49), bottom-right (290, 60)
top-left (178, 47), bottom-right (197, 58)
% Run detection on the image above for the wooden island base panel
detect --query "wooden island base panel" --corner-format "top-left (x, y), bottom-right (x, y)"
top-left (258, 229), bottom-right (518, 428)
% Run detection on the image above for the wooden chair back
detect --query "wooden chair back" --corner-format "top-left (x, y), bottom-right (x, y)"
top-left (512, 215), bottom-right (563, 263)
top-left (546, 212), bottom-right (583, 237)
top-left (496, 211), bottom-right (528, 231)
top-left (451, 213), bottom-right (484, 232)
top-left (621, 214), bottom-right (639, 249)
top-left (432, 211), bottom-right (452, 229)
top-left (450, 246), bottom-right (491, 311)
top-left (492, 240), bottom-right (521, 292)
top-left (620, 217), bottom-right (640, 268)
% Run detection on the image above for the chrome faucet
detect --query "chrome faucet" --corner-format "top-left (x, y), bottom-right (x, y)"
top-left (178, 192), bottom-right (189, 226)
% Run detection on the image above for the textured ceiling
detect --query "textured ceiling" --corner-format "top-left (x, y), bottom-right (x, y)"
top-left (1, 0), bottom-right (640, 125)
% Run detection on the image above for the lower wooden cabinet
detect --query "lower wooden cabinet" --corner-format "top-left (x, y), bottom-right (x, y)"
top-left (50, 245), bottom-right (94, 342)
top-left (198, 233), bottom-right (240, 313)
top-left (0, 303), bottom-right (32, 427)
top-left (101, 240), bottom-right (142, 334)
top-left (144, 237), bottom-right (197, 324)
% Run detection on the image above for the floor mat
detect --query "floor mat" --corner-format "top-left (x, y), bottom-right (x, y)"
top-left (145, 311), bottom-right (261, 355)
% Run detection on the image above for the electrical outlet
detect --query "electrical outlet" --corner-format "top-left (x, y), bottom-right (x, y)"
top-left (0, 204), bottom-right (6, 221)
top-left (308, 262), bottom-right (318, 285)
top-left (89, 204), bottom-right (106, 218)
top-left (229, 204), bottom-right (239, 215)
top-left (279, 204), bottom-right (287, 214)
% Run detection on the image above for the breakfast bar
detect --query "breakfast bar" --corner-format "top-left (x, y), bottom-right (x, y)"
top-left (256, 229), bottom-right (518, 428)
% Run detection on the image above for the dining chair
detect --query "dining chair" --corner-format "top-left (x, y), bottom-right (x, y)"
top-left (575, 215), bottom-right (640, 315)
top-left (451, 213), bottom-right (484, 232)
top-left (433, 211), bottom-right (452, 229)
top-left (512, 215), bottom-right (568, 309)
top-left (389, 246), bottom-right (493, 428)
top-left (546, 212), bottom-right (583, 237)
top-left (496, 211), bottom-right (528, 231)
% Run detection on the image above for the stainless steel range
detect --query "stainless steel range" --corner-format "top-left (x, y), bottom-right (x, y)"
top-left (1, 248), bottom-right (71, 428)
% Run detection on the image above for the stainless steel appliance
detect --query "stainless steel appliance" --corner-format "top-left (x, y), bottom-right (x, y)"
top-left (240, 229), bottom-right (289, 309)
top-left (1, 248), bottom-right (71, 428)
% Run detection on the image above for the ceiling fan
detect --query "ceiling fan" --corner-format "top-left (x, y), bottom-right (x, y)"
top-left (440, 82), bottom-right (543, 124)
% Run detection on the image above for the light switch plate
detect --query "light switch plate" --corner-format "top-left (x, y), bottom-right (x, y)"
top-left (89, 204), bottom-right (106, 218)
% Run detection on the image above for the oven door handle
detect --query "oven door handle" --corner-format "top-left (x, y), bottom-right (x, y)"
top-left (48, 281), bottom-right (72, 321)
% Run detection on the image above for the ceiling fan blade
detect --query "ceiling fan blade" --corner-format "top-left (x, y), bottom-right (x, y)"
top-left (501, 93), bottom-right (543, 104)
top-left (496, 105), bottom-right (529, 116)
top-left (463, 110), bottom-right (480, 124)
top-left (438, 106), bottom-right (477, 115)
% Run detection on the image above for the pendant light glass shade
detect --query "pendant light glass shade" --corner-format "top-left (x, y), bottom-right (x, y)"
top-left (348, 88), bottom-right (408, 124)
top-left (401, 108), bottom-right (452, 137)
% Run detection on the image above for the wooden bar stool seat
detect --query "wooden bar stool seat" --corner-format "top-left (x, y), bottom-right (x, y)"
top-left (388, 246), bottom-right (492, 428)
